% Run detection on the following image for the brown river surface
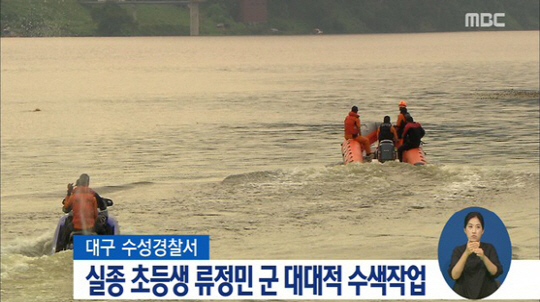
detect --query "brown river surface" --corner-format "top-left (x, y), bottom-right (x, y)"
top-left (1, 31), bottom-right (539, 301)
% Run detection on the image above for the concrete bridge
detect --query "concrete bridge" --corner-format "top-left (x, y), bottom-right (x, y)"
top-left (78, 0), bottom-right (204, 35)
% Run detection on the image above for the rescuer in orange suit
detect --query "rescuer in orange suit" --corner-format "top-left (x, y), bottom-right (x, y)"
top-left (56, 174), bottom-right (110, 252)
top-left (344, 106), bottom-right (372, 156)
top-left (396, 100), bottom-right (410, 139)
top-left (62, 174), bottom-right (108, 233)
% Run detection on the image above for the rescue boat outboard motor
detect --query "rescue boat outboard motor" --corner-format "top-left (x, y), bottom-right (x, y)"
top-left (377, 140), bottom-right (396, 163)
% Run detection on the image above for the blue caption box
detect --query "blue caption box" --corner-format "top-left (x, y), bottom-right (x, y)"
top-left (73, 235), bottom-right (209, 260)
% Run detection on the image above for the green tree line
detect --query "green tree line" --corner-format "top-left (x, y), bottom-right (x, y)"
top-left (1, 0), bottom-right (538, 37)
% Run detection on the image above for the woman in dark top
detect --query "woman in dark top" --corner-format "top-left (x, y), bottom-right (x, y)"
top-left (448, 212), bottom-right (503, 299)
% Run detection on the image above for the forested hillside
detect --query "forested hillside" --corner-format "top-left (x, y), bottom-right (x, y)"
top-left (1, 0), bottom-right (538, 37)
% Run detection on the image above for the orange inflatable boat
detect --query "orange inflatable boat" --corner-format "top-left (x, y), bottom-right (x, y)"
top-left (395, 139), bottom-right (427, 166)
top-left (342, 121), bottom-right (427, 166)
top-left (341, 139), bottom-right (365, 164)
top-left (402, 147), bottom-right (427, 166)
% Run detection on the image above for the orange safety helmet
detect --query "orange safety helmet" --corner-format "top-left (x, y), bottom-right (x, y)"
top-left (398, 100), bottom-right (407, 107)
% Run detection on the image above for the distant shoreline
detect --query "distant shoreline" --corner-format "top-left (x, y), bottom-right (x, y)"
top-left (2, 0), bottom-right (538, 38)
top-left (2, 28), bottom-right (538, 39)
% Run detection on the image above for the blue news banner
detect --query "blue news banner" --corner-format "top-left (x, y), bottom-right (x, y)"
top-left (73, 235), bottom-right (540, 300)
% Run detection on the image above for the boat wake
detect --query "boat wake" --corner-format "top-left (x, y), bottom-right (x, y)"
top-left (1, 232), bottom-right (55, 257)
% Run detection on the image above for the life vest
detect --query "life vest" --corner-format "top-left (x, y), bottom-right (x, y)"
top-left (396, 112), bottom-right (411, 139)
top-left (378, 123), bottom-right (394, 141)
top-left (344, 112), bottom-right (360, 137)
top-left (403, 112), bottom-right (411, 121)
top-left (67, 187), bottom-right (98, 230)
top-left (402, 122), bottom-right (425, 145)
top-left (397, 112), bottom-right (411, 127)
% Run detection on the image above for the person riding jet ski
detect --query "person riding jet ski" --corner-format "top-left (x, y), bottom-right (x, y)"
top-left (56, 174), bottom-right (109, 251)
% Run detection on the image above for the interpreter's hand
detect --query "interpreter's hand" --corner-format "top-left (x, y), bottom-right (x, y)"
top-left (466, 241), bottom-right (480, 256)
top-left (473, 247), bottom-right (485, 260)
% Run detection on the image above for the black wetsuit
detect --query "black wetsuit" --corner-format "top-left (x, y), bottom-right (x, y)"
top-left (398, 122), bottom-right (425, 162)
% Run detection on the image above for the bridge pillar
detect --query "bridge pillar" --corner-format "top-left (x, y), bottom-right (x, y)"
top-left (130, 4), bottom-right (137, 21)
top-left (189, 0), bottom-right (199, 36)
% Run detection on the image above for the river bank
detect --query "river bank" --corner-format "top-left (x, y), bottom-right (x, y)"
top-left (1, 0), bottom-right (538, 37)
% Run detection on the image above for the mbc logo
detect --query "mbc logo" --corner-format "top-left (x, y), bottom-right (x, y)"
top-left (465, 13), bottom-right (506, 28)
